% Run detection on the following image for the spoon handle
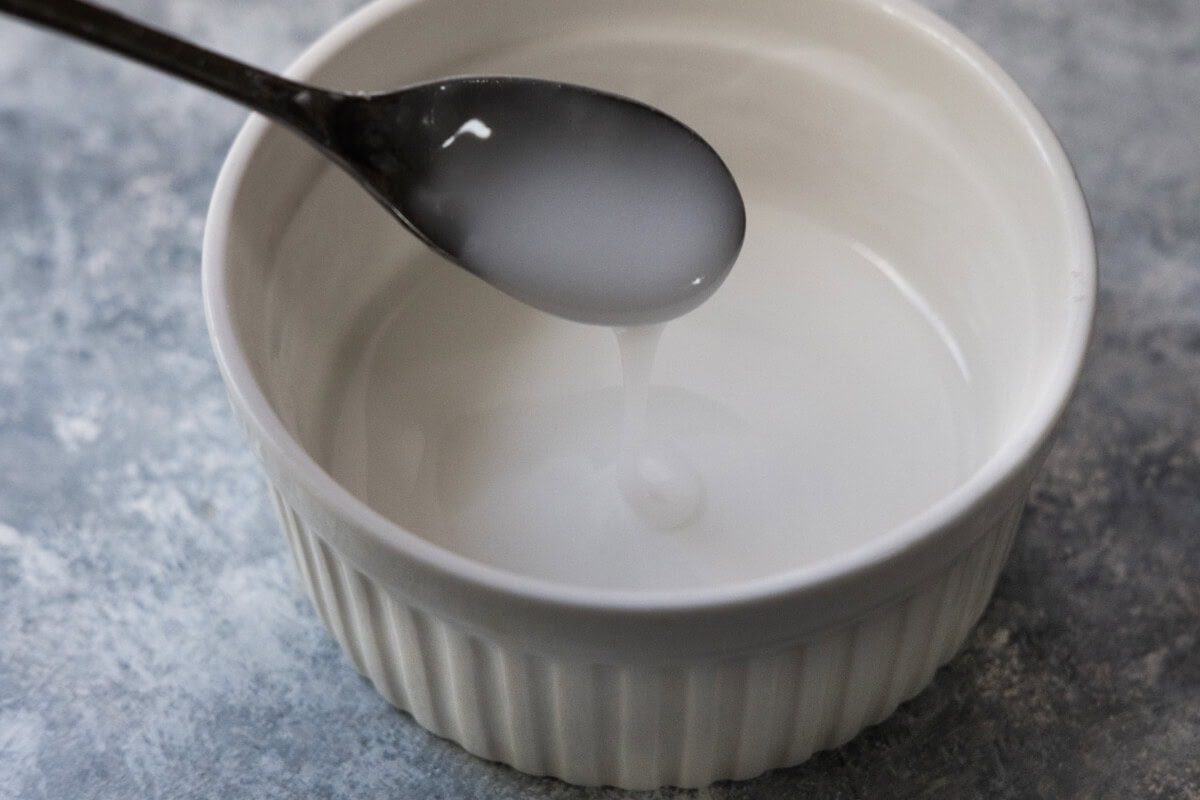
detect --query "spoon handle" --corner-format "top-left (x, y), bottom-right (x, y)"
top-left (0, 0), bottom-right (329, 132)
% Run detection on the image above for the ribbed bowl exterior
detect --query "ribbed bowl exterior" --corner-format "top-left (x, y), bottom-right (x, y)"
top-left (269, 485), bottom-right (1022, 789)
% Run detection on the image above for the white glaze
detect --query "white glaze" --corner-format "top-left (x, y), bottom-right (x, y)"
top-left (449, 102), bottom-right (743, 325)
top-left (614, 324), bottom-right (703, 531)
top-left (309, 199), bottom-right (985, 590)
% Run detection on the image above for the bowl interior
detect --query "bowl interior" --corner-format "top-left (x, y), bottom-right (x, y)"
top-left (208, 0), bottom-right (1091, 592)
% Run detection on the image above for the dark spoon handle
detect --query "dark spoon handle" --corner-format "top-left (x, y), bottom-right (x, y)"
top-left (0, 0), bottom-right (334, 135)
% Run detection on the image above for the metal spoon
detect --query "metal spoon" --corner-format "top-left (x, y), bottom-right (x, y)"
top-left (0, 0), bottom-right (746, 325)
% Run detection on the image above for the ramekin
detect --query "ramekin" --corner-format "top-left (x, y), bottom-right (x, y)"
top-left (202, 0), bottom-right (1094, 788)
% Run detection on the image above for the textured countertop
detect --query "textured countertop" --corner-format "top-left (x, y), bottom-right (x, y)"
top-left (2, 1), bottom-right (1198, 798)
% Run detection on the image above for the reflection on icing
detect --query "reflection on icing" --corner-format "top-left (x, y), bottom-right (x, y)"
top-left (850, 241), bottom-right (971, 381)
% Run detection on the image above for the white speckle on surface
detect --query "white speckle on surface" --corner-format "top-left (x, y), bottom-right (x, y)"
top-left (124, 483), bottom-right (193, 529)
top-left (0, 710), bottom-right (45, 799)
top-left (51, 413), bottom-right (102, 450)
top-left (0, 521), bottom-right (70, 590)
top-left (1141, 647), bottom-right (1167, 687)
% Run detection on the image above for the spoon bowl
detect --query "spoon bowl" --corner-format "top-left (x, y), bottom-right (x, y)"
top-left (0, 0), bottom-right (745, 324)
top-left (322, 77), bottom-right (746, 325)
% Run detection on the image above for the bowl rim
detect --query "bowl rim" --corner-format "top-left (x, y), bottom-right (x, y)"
top-left (202, 0), bottom-right (1095, 623)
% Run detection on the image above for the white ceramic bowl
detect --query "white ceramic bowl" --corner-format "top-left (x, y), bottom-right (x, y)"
top-left (203, 0), bottom-right (1094, 788)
